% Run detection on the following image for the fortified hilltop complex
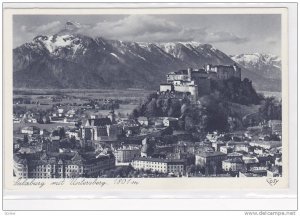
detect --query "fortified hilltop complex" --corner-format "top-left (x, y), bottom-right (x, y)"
top-left (160, 64), bottom-right (242, 98)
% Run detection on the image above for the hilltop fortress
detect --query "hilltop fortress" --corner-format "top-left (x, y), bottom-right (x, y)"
top-left (160, 64), bottom-right (241, 98)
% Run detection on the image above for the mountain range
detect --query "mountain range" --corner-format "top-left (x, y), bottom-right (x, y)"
top-left (231, 53), bottom-right (281, 80)
top-left (13, 22), bottom-right (281, 92)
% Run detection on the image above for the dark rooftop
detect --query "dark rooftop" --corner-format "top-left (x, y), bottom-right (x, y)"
top-left (133, 157), bottom-right (185, 164)
top-left (197, 151), bottom-right (226, 158)
top-left (87, 118), bottom-right (112, 127)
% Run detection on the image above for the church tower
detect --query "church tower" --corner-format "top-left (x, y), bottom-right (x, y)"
top-left (108, 105), bottom-right (116, 124)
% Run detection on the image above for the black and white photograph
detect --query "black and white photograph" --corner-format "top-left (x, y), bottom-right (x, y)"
top-left (11, 13), bottom-right (284, 180)
top-left (2, 2), bottom-right (299, 213)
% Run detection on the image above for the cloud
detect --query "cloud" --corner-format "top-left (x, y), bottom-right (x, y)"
top-left (79, 15), bottom-right (189, 42)
top-left (34, 21), bottom-right (62, 33)
top-left (21, 21), bottom-right (62, 34)
top-left (206, 31), bottom-right (249, 44)
top-left (77, 15), bottom-right (248, 44)
top-left (15, 21), bottom-right (63, 47)
top-left (15, 15), bottom-right (249, 47)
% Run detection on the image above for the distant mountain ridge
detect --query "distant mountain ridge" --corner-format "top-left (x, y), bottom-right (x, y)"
top-left (231, 53), bottom-right (281, 80)
top-left (13, 22), bottom-right (281, 91)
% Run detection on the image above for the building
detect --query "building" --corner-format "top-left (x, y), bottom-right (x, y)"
top-left (160, 64), bottom-right (241, 98)
top-left (249, 141), bottom-right (282, 150)
top-left (27, 118), bottom-right (37, 123)
top-left (212, 141), bottom-right (226, 151)
top-left (206, 132), bottom-right (220, 143)
top-left (219, 146), bottom-right (234, 154)
top-left (66, 130), bottom-right (80, 140)
top-left (195, 151), bottom-right (227, 174)
top-left (159, 83), bottom-right (174, 92)
top-left (222, 158), bottom-right (245, 172)
top-left (81, 127), bottom-right (97, 141)
top-left (21, 126), bottom-right (40, 135)
top-left (267, 166), bottom-right (281, 177)
top-left (160, 68), bottom-right (205, 98)
top-left (106, 124), bottom-right (123, 139)
top-left (81, 117), bottom-right (122, 141)
top-left (13, 152), bottom-right (115, 179)
top-left (85, 118), bottom-right (112, 127)
top-left (175, 141), bottom-right (196, 154)
top-left (49, 116), bottom-right (65, 124)
top-left (132, 157), bottom-right (185, 175)
top-left (227, 152), bottom-right (243, 160)
top-left (114, 146), bottom-right (141, 164)
top-left (234, 143), bottom-right (252, 153)
top-left (82, 154), bottom-right (115, 177)
top-left (163, 117), bottom-right (178, 128)
top-left (40, 129), bottom-right (51, 137)
top-left (13, 117), bottom-right (21, 123)
top-left (43, 140), bottom-right (59, 153)
top-left (253, 147), bottom-right (264, 155)
top-left (205, 64), bottom-right (241, 80)
top-left (137, 117), bottom-right (149, 126)
top-left (13, 154), bottom-right (28, 178)
top-left (268, 120), bottom-right (282, 134)
top-left (242, 155), bottom-right (259, 170)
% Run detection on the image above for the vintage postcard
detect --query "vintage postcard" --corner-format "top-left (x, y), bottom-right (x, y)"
top-left (3, 4), bottom-right (291, 195)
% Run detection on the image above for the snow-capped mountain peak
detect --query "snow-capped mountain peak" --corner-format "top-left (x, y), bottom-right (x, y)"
top-left (13, 32), bottom-right (281, 91)
top-left (231, 53), bottom-right (281, 80)
top-left (33, 34), bottom-right (84, 55)
top-left (231, 53), bottom-right (281, 66)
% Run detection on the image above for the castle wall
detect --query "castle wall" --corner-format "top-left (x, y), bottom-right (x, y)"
top-left (160, 84), bottom-right (173, 92)
top-left (162, 64), bottom-right (241, 99)
top-left (208, 65), bottom-right (241, 80)
top-left (174, 85), bottom-right (198, 98)
top-left (167, 74), bottom-right (190, 82)
top-left (191, 72), bottom-right (208, 79)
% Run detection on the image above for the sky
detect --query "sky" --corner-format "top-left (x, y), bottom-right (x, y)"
top-left (13, 14), bottom-right (281, 56)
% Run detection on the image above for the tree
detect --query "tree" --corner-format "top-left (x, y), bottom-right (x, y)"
top-left (58, 127), bottom-right (65, 139)
top-left (161, 98), bottom-right (171, 116)
top-left (130, 108), bottom-right (140, 119)
top-left (23, 134), bottom-right (29, 143)
top-left (184, 116), bottom-right (196, 132)
top-left (181, 103), bottom-right (188, 115)
top-left (52, 130), bottom-right (59, 137)
top-left (259, 97), bottom-right (282, 120)
top-left (167, 99), bottom-right (181, 117)
top-left (70, 136), bottom-right (76, 148)
top-left (145, 98), bottom-right (158, 117)
top-left (210, 77), bottom-right (261, 105)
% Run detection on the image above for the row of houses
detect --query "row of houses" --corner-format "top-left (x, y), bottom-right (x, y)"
top-left (13, 152), bottom-right (115, 179)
